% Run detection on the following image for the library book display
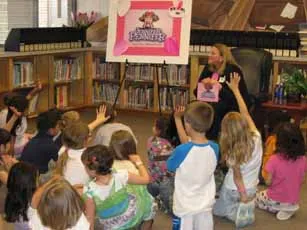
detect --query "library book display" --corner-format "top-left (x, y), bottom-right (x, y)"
top-left (0, 46), bottom-right (306, 124)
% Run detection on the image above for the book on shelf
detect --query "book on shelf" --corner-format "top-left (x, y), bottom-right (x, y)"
top-left (55, 85), bottom-right (68, 108)
top-left (54, 57), bottom-right (82, 82)
top-left (159, 87), bottom-right (189, 111)
top-left (123, 85), bottom-right (153, 109)
top-left (93, 82), bottom-right (119, 104)
top-left (13, 62), bottom-right (34, 87)
top-left (93, 57), bottom-right (120, 80)
top-left (126, 64), bottom-right (154, 81)
top-left (157, 65), bottom-right (189, 85)
top-left (28, 93), bottom-right (39, 115)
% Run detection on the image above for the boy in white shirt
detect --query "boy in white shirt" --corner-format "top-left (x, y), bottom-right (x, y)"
top-left (167, 102), bottom-right (219, 230)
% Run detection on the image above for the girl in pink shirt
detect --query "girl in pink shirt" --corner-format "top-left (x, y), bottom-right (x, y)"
top-left (256, 122), bottom-right (307, 220)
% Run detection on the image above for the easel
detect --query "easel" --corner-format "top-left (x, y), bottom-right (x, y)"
top-left (156, 60), bottom-right (173, 116)
top-left (112, 59), bottom-right (129, 109)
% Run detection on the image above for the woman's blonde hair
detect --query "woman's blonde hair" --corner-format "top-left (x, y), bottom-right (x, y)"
top-left (212, 43), bottom-right (240, 75)
top-left (220, 112), bottom-right (255, 166)
top-left (59, 111), bottom-right (80, 130)
top-left (55, 121), bottom-right (89, 175)
top-left (37, 178), bottom-right (84, 230)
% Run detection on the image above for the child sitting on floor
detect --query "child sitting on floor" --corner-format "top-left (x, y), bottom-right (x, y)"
top-left (4, 162), bottom-right (38, 229)
top-left (91, 102), bottom-right (137, 146)
top-left (30, 176), bottom-right (89, 230)
top-left (146, 117), bottom-right (174, 214)
top-left (213, 73), bottom-right (263, 228)
top-left (81, 145), bottom-right (154, 230)
top-left (0, 83), bottom-right (41, 156)
top-left (256, 122), bottom-right (306, 220)
top-left (55, 121), bottom-right (91, 186)
top-left (261, 110), bottom-right (291, 182)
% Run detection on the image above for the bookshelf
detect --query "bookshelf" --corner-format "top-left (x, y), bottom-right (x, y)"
top-left (0, 47), bottom-right (307, 118)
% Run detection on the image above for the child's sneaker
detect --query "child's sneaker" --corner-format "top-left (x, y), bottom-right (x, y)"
top-left (235, 200), bottom-right (255, 228)
top-left (276, 210), bottom-right (296, 220)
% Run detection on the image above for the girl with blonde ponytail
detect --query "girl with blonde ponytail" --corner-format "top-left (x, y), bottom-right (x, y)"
top-left (55, 121), bottom-right (91, 185)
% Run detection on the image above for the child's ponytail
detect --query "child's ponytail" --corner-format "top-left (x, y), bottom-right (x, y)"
top-left (54, 149), bottom-right (69, 175)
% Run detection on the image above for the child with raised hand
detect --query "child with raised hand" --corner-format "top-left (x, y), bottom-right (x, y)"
top-left (4, 162), bottom-right (38, 229)
top-left (81, 145), bottom-right (154, 230)
top-left (167, 101), bottom-right (219, 230)
top-left (29, 176), bottom-right (89, 230)
top-left (55, 105), bottom-right (109, 148)
top-left (146, 117), bottom-right (174, 214)
top-left (91, 102), bottom-right (137, 146)
top-left (213, 73), bottom-right (263, 228)
top-left (0, 82), bottom-right (42, 156)
top-left (256, 122), bottom-right (306, 220)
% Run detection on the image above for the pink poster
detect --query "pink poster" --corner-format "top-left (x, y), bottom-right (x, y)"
top-left (106, 0), bottom-right (192, 64)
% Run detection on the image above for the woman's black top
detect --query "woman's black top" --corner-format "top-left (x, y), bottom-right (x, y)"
top-left (194, 63), bottom-right (250, 139)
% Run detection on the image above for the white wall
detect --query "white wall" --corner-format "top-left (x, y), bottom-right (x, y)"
top-left (77, 0), bottom-right (109, 19)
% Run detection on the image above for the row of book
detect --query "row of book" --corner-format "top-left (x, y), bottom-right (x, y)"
top-left (55, 85), bottom-right (69, 108)
top-left (159, 88), bottom-right (189, 111)
top-left (157, 65), bottom-right (189, 85)
top-left (190, 29), bottom-right (300, 57)
top-left (13, 62), bottom-right (34, 87)
top-left (54, 58), bottom-right (82, 82)
top-left (126, 64), bottom-right (155, 81)
top-left (299, 24), bottom-right (307, 57)
top-left (20, 41), bottom-right (83, 52)
top-left (123, 86), bottom-right (154, 109)
top-left (93, 82), bottom-right (119, 104)
top-left (93, 58), bottom-right (120, 80)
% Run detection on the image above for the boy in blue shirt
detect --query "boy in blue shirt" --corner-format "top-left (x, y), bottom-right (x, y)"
top-left (167, 101), bottom-right (219, 230)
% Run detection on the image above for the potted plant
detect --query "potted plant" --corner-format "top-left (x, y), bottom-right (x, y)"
top-left (281, 67), bottom-right (307, 103)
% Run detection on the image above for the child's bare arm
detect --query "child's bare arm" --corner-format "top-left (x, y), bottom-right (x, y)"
top-left (264, 172), bottom-right (273, 186)
top-left (233, 165), bottom-right (249, 203)
top-left (174, 106), bottom-right (189, 143)
top-left (226, 73), bottom-right (257, 132)
top-left (128, 154), bottom-right (151, 185)
top-left (3, 108), bottom-right (19, 132)
top-left (88, 105), bottom-right (110, 132)
top-left (84, 198), bottom-right (96, 230)
top-left (0, 171), bottom-right (8, 185)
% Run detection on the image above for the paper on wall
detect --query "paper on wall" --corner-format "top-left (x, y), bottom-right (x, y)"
top-left (269, 25), bottom-right (285, 32)
top-left (280, 2), bottom-right (298, 19)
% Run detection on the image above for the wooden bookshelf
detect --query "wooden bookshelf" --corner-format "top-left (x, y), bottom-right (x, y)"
top-left (0, 47), bottom-right (307, 118)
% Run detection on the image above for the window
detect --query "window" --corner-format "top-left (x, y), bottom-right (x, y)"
top-left (0, 0), bottom-right (76, 45)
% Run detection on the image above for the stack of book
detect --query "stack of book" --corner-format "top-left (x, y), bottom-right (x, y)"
top-left (123, 85), bottom-right (153, 109)
top-left (54, 58), bottom-right (82, 82)
top-left (13, 62), bottom-right (34, 87)
top-left (159, 87), bottom-right (189, 111)
top-left (126, 64), bottom-right (154, 81)
top-left (93, 58), bottom-right (120, 80)
top-left (158, 65), bottom-right (189, 85)
top-left (299, 24), bottom-right (307, 57)
top-left (93, 82), bottom-right (119, 104)
top-left (55, 85), bottom-right (68, 108)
